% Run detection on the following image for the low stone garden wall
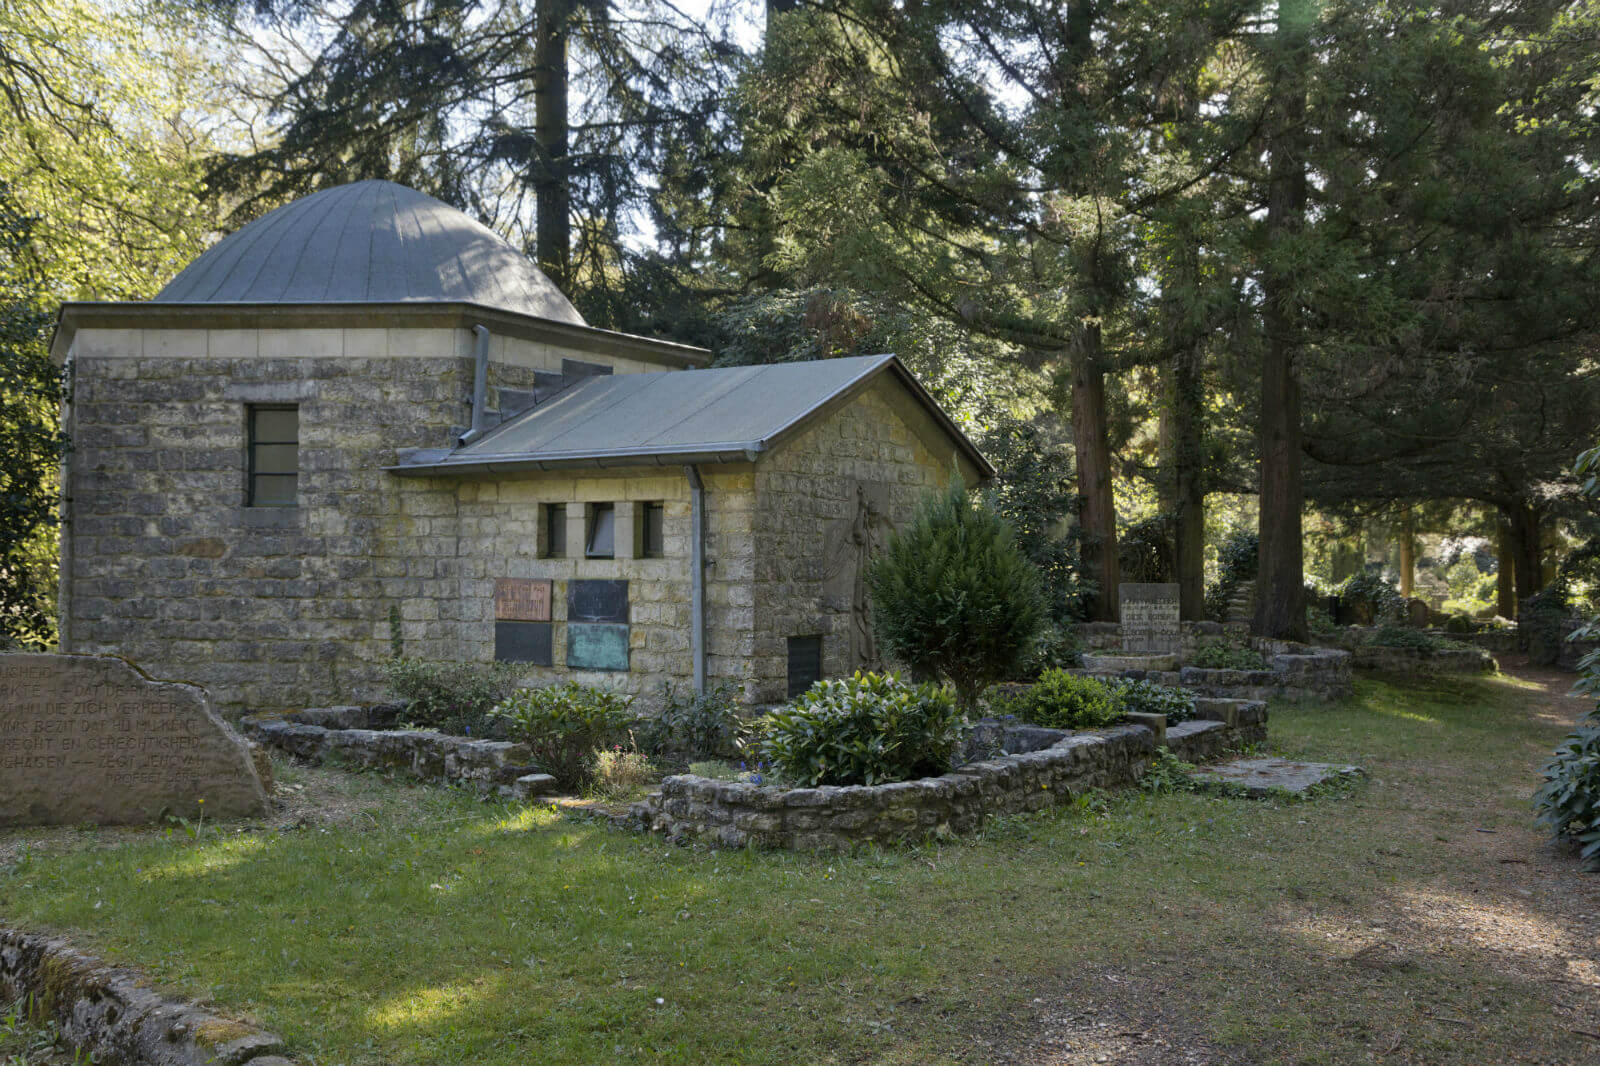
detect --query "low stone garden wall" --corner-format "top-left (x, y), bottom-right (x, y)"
top-left (1077, 620), bottom-right (1252, 656)
top-left (632, 699), bottom-right (1268, 850)
top-left (0, 926), bottom-right (293, 1066)
top-left (1074, 645), bottom-right (1351, 704)
top-left (1346, 645), bottom-right (1497, 673)
top-left (241, 706), bottom-right (557, 799)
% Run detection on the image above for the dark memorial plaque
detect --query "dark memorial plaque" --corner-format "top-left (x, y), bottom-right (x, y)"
top-left (568, 579), bottom-right (629, 624)
top-left (1120, 582), bottom-right (1181, 655)
top-left (567, 623), bottom-right (630, 671)
top-left (495, 578), bottom-right (552, 622)
top-left (495, 621), bottom-right (553, 665)
top-left (0, 653), bottom-right (268, 826)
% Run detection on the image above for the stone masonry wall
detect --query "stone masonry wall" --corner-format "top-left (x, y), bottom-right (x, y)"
top-left (63, 326), bottom-right (681, 718)
top-left (749, 378), bottom-right (965, 703)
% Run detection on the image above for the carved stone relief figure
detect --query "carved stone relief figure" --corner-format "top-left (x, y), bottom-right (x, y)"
top-left (819, 481), bottom-right (891, 671)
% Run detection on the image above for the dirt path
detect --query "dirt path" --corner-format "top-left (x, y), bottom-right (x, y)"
top-left (984, 662), bottom-right (1600, 1066)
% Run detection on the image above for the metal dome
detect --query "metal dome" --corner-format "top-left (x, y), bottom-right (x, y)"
top-left (154, 180), bottom-right (585, 326)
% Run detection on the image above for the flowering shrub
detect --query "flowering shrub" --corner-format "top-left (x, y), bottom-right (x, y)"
top-left (760, 672), bottom-right (966, 787)
top-left (492, 683), bottom-right (637, 789)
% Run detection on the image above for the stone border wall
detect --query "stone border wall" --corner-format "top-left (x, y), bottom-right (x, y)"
top-left (1077, 621), bottom-right (1251, 656)
top-left (633, 700), bottom-right (1267, 850)
top-left (1346, 645), bottom-right (1496, 673)
top-left (240, 707), bottom-right (556, 799)
top-left (0, 926), bottom-right (293, 1065)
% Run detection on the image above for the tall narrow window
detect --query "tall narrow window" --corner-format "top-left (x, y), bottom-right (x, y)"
top-left (641, 501), bottom-right (665, 558)
top-left (543, 503), bottom-right (567, 558)
top-left (247, 405), bottom-right (298, 507)
top-left (585, 503), bottom-right (615, 558)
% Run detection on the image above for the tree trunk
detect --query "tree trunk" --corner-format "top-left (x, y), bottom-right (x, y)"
top-left (1501, 500), bottom-right (1546, 610)
top-left (1170, 333), bottom-right (1207, 623)
top-left (1398, 506), bottom-right (1415, 599)
top-left (534, 0), bottom-right (575, 289)
top-left (1495, 520), bottom-right (1517, 617)
top-left (1071, 326), bottom-right (1120, 621)
top-left (1254, 0), bottom-right (1311, 642)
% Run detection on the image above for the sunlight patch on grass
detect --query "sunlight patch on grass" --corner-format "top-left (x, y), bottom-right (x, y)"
top-left (135, 834), bottom-right (268, 881)
top-left (368, 977), bottom-right (504, 1032)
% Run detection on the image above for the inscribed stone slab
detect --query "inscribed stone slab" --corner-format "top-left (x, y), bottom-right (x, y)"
top-left (0, 653), bottom-right (269, 826)
top-left (1120, 582), bottom-right (1180, 655)
top-left (494, 578), bottom-right (552, 622)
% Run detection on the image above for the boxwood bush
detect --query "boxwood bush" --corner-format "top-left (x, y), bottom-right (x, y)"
top-left (760, 672), bottom-right (966, 787)
top-left (994, 669), bottom-right (1121, 730)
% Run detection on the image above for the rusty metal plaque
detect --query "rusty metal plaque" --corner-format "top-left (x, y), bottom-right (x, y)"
top-left (494, 578), bottom-right (552, 622)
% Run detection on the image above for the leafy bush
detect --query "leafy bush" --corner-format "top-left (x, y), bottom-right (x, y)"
top-left (590, 748), bottom-right (659, 799)
top-left (1141, 747), bottom-right (1197, 794)
top-left (1443, 613), bottom-right (1475, 634)
top-left (869, 483), bottom-right (1047, 708)
top-left (492, 683), bottom-right (638, 790)
top-left (1187, 641), bottom-right (1268, 670)
top-left (1368, 624), bottom-right (1436, 650)
top-left (1112, 679), bottom-right (1196, 724)
top-left (978, 415), bottom-right (1094, 624)
top-left (1533, 720), bottom-right (1600, 871)
top-left (1118, 515), bottom-right (1176, 583)
top-left (1023, 624), bottom-right (1083, 675)
top-left (995, 669), bottom-right (1121, 731)
top-left (1204, 528), bottom-right (1259, 621)
top-left (1335, 571), bottom-right (1406, 623)
top-left (760, 672), bottom-right (966, 787)
top-left (635, 681), bottom-right (745, 760)
top-left (382, 659), bottom-right (521, 736)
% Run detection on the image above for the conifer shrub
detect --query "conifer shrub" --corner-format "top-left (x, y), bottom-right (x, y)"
top-left (868, 483), bottom-right (1046, 708)
top-left (760, 672), bottom-right (966, 787)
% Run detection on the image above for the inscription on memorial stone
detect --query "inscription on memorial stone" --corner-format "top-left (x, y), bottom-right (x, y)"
top-left (0, 653), bottom-right (269, 826)
top-left (494, 578), bottom-right (552, 622)
top-left (1120, 583), bottom-right (1181, 655)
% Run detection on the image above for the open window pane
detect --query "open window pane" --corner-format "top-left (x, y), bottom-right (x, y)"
top-left (586, 503), bottom-right (615, 558)
top-left (642, 502), bottom-right (665, 558)
top-left (545, 503), bottom-right (567, 558)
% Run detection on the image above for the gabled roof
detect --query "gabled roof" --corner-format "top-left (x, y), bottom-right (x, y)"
top-left (387, 354), bottom-right (993, 478)
top-left (153, 180), bottom-right (585, 325)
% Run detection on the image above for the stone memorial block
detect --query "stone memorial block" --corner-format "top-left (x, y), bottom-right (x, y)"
top-left (0, 653), bottom-right (269, 826)
top-left (1120, 582), bottom-right (1180, 655)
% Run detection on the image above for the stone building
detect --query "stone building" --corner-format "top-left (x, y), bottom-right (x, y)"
top-left (53, 180), bottom-right (990, 716)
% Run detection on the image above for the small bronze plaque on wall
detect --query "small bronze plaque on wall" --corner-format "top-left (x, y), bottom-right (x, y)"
top-left (567, 622), bottom-right (630, 671)
top-left (495, 578), bottom-right (552, 622)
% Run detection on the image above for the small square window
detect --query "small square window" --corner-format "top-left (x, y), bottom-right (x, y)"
top-left (247, 405), bottom-right (298, 507)
top-left (543, 503), bottom-right (567, 558)
top-left (586, 503), bottom-right (615, 558)
top-left (641, 502), bottom-right (665, 558)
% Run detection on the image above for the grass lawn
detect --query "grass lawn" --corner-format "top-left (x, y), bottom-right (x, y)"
top-left (2, 666), bottom-right (1597, 1065)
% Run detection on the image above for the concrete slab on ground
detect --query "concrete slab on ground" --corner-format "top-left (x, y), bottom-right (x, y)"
top-left (1191, 757), bottom-right (1364, 798)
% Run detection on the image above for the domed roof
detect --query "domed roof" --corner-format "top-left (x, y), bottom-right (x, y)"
top-left (154, 180), bottom-right (585, 325)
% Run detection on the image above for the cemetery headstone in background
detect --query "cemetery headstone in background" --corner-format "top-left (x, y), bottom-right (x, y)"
top-left (0, 653), bottom-right (269, 826)
top-left (1120, 583), bottom-right (1181, 656)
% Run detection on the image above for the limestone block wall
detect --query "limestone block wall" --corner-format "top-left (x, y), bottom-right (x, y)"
top-left (61, 325), bottom-right (692, 718)
top-left (749, 379), bottom-right (964, 702)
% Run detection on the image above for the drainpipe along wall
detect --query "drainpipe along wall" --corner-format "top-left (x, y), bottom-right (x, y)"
top-left (685, 464), bottom-right (707, 695)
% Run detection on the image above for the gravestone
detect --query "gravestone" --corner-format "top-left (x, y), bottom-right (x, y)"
top-left (0, 653), bottom-right (269, 826)
top-left (1119, 582), bottom-right (1181, 656)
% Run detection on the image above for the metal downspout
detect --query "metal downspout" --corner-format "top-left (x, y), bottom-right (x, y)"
top-left (457, 324), bottom-right (491, 446)
top-left (686, 464), bottom-right (707, 695)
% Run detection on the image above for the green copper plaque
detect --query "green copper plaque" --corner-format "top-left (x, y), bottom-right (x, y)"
top-left (566, 622), bottom-right (630, 671)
